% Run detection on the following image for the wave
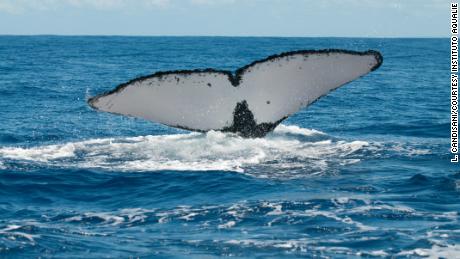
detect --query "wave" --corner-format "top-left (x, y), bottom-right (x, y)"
top-left (0, 125), bottom-right (432, 178)
top-left (1, 198), bottom-right (458, 257)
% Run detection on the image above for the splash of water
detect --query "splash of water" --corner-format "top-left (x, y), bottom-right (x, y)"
top-left (0, 125), bottom-right (372, 177)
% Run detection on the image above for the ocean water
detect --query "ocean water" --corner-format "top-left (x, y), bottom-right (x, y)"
top-left (0, 36), bottom-right (457, 258)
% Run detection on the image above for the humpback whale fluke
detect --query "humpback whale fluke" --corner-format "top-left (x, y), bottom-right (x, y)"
top-left (88, 49), bottom-right (383, 137)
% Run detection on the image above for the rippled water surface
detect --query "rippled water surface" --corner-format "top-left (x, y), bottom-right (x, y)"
top-left (0, 36), bottom-right (457, 258)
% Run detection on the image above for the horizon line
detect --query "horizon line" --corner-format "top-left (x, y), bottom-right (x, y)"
top-left (0, 34), bottom-right (449, 39)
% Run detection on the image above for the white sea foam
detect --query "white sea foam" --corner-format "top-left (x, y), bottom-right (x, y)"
top-left (218, 221), bottom-right (236, 229)
top-left (179, 212), bottom-right (199, 221)
top-left (0, 143), bottom-right (76, 162)
top-left (300, 209), bottom-right (377, 231)
top-left (263, 202), bottom-right (283, 216)
top-left (0, 125), bottom-right (374, 178)
top-left (222, 238), bottom-right (353, 254)
top-left (0, 224), bottom-right (39, 242)
top-left (398, 244), bottom-right (460, 258)
top-left (348, 204), bottom-right (415, 214)
top-left (356, 250), bottom-right (389, 257)
top-left (62, 208), bottom-right (156, 227)
top-left (65, 212), bottom-right (125, 226)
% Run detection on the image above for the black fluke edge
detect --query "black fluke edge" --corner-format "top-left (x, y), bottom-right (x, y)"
top-left (87, 49), bottom-right (383, 108)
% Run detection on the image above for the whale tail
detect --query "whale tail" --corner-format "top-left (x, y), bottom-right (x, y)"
top-left (88, 49), bottom-right (382, 137)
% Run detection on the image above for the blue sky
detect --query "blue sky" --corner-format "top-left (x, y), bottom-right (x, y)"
top-left (0, 0), bottom-right (448, 37)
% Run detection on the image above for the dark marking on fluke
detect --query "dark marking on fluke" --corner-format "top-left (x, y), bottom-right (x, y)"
top-left (222, 101), bottom-right (284, 138)
top-left (168, 101), bottom-right (283, 138)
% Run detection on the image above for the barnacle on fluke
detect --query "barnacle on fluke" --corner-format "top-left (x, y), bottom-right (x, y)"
top-left (88, 49), bottom-right (383, 138)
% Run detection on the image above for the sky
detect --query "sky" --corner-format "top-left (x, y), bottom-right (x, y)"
top-left (0, 0), bottom-right (448, 37)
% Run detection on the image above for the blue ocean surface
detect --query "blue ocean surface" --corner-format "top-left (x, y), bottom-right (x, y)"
top-left (0, 36), bottom-right (457, 258)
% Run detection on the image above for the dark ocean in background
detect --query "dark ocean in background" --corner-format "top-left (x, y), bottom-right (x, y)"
top-left (0, 36), bottom-right (457, 258)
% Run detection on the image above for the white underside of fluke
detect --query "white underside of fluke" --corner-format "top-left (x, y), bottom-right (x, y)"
top-left (88, 50), bottom-right (382, 135)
